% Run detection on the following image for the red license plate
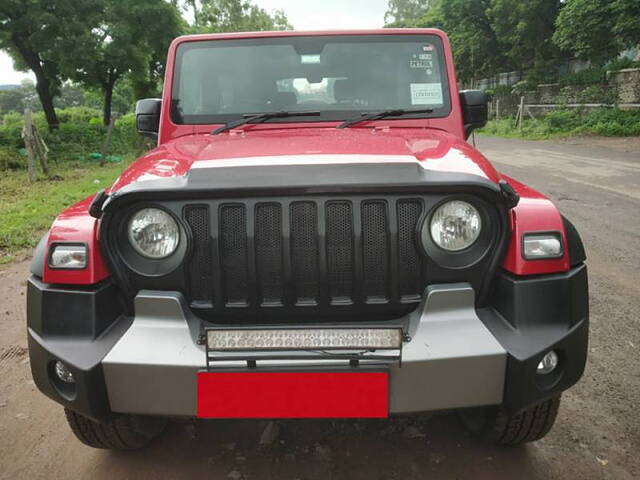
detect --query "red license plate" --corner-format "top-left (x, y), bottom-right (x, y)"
top-left (197, 371), bottom-right (389, 418)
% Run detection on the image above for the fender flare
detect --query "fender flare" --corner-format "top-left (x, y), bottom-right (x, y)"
top-left (31, 232), bottom-right (49, 278)
top-left (562, 215), bottom-right (586, 266)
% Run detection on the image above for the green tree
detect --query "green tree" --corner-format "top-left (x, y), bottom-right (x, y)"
top-left (0, 86), bottom-right (26, 114)
top-left (488, 0), bottom-right (562, 80)
top-left (187, 0), bottom-right (291, 32)
top-left (612, 0), bottom-right (640, 50)
top-left (554, 0), bottom-right (640, 66)
top-left (553, 0), bottom-right (619, 66)
top-left (406, 0), bottom-right (504, 83)
top-left (0, 0), bottom-right (96, 129)
top-left (62, 0), bottom-right (183, 125)
top-left (384, 0), bottom-right (431, 27)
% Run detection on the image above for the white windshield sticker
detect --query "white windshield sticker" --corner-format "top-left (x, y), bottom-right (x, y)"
top-left (300, 54), bottom-right (321, 64)
top-left (410, 83), bottom-right (443, 105)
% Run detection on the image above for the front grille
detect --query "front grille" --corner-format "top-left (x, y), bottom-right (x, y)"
top-left (183, 197), bottom-right (425, 316)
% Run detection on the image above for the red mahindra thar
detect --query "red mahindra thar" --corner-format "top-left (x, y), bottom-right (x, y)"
top-left (27, 29), bottom-right (588, 449)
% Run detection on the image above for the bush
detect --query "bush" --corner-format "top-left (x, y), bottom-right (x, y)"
top-left (545, 109), bottom-right (582, 130)
top-left (582, 108), bottom-right (640, 136)
top-left (511, 80), bottom-right (537, 95)
top-left (604, 58), bottom-right (640, 72)
top-left (0, 107), bottom-right (142, 170)
top-left (559, 68), bottom-right (606, 87)
top-left (481, 107), bottom-right (640, 139)
top-left (492, 85), bottom-right (513, 96)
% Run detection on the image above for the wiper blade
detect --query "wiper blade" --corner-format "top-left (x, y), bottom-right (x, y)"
top-left (211, 110), bottom-right (321, 135)
top-left (337, 108), bottom-right (434, 129)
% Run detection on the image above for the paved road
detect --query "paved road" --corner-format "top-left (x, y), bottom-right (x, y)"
top-left (1, 136), bottom-right (638, 479)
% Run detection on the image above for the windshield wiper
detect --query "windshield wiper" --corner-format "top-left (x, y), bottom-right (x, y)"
top-left (337, 108), bottom-right (435, 129)
top-left (211, 110), bottom-right (321, 135)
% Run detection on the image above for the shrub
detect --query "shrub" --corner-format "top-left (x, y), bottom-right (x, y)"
top-left (582, 108), bottom-right (640, 136)
top-left (604, 58), bottom-right (640, 72)
top-left (559, 68), bottom-right (606, 87)
top-left (480, 107), bottom-right (640, 138)
top-left (511, 80), bottom-right (537, 95)
top-left (0, 107), bottom-right (142, 170)
top-left (545, 109), bottom-right (581, 130)
top-left (492, 85), bottom-right (513, 96)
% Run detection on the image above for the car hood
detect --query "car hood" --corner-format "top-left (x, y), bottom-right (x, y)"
top-left (110, 127), bottom-right (502, 192)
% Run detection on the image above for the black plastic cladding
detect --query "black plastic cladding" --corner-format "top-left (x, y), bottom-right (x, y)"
top-left (101, 193), bottom-right (508, 324)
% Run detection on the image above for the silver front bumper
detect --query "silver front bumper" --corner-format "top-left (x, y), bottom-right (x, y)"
top-left (102, 283), bottom-right (506, 416)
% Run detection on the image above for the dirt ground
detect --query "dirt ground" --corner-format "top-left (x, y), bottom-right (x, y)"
top-left (0, 136), bottom-right (638, 479)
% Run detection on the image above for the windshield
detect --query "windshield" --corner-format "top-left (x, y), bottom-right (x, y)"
top-left (171, 35), bottom-right (451, 125)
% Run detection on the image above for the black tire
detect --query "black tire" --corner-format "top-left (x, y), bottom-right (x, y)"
top-left (64, 408), bottom-right (166, 450)
top-left (459, 395), bottom-right (561, 446)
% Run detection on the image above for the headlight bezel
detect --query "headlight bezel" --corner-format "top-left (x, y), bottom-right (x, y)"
top-left (115, 203), bottom-right (188, 277)
top-left (419, 196), bottom-right (495, 269)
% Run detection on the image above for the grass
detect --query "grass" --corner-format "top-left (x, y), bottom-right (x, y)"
top-left (479, 108), bottom-right (640, 140)
top-left (0, 158), bottom-right (132, 264)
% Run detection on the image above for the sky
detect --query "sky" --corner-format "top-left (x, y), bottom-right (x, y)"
top-left (0, 0), bottom-right (389, 85)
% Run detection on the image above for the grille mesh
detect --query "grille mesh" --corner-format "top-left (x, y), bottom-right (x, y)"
top-left (184, 197), bottom-right (427, 313)
top-left (184, 205), bottom-right (212, 304)
top-left (397, 199), bottom-right (423, 298)
top-left (326, 202), bottom-right (354, 302)
top-left (361, 201), bottom-right (389, 301)
top-left (290, 202), bottom-right (319, 304)
top-left (220, 205), bottom-right (248, 305)
top-left (255, 203), bottom-right (283, 305)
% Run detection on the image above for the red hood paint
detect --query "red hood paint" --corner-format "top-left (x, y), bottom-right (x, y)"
top-left (110, 127), bottom-right (502, 192)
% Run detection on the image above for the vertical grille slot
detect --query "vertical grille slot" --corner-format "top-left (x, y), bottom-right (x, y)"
top-left (361, 201), bottom-right (389, 302)
top-left (220, 205), bottom-right (248, 306)
top-left (184, 205), bottom-right (213, 306)
top-left (290, 202), bottom-right (319, 305)
top-left (326, 202), bottom-right (354, 304)
top-left (255, 203), bottom-right (283, 306)
top-left (397, 199), bottom-right (423, 299)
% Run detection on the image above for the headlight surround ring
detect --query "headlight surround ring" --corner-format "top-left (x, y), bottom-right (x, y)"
top-left (113, 204), bottom-right (189, 278)
top-left (420, 196), bottom-right (496, 270)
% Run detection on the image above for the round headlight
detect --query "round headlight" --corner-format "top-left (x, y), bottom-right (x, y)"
top-left (429, 200), bottom-right (482, 251)
top-left (128, 208), bottom-right (179, 259)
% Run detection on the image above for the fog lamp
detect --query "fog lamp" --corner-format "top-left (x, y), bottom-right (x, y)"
top-left (54, 361), bottom-right (75, 383)
top-left (537, 351), bottom-right (559, 375)
top-left (207, 328), bottom-right (403, 351)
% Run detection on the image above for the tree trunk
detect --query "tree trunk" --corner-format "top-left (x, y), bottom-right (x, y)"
top-left (103, 83), bottom-right (114, 127)
top-left (34, 74), bottom-right (59, 131)
top-left (10, 33), bottom-right (60, 131)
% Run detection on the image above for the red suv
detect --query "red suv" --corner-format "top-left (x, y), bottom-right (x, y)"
top-left (27, 29), bottom-right (588, 449)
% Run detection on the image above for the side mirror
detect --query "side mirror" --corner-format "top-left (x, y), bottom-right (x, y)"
top-left (135, 98), bottom-right (161, 139)
top-left (459, 90), bottom-right (488, 139)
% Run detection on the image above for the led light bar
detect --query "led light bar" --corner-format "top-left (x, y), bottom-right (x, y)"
top-left (206, 328), bottom-right (403, 351)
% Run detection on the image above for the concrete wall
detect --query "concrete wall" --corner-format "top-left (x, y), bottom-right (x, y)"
top-left (490, 68), bottom-right (640, 117)
top-left (608, 68), bottom-right (640, 104)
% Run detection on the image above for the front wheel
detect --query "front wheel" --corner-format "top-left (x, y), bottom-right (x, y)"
top-left (64, 408), bottom-right (166, 450)
top-left (459, 395), bottom-right (561, 446)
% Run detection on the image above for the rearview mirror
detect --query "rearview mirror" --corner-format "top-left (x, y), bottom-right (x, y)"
top-left (459, 90), bottom-right (488, 139)
top-left (135, 98), bottom-right (161, 139)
